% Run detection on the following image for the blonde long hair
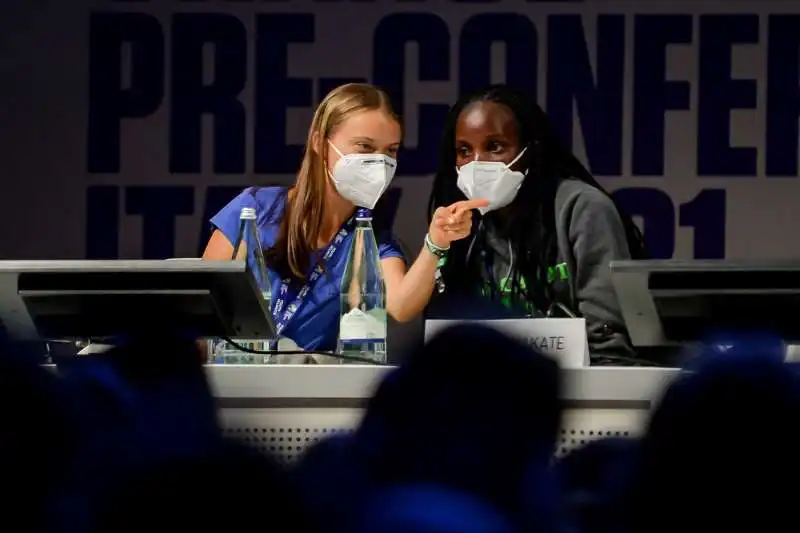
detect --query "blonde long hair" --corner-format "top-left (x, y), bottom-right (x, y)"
top-left (265, 83), bottom-right (399, 282)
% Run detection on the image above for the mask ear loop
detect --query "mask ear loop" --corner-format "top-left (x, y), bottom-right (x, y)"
top-left (505, 145), bottom-right (528, 170)
top-left (327, 140), bottom-right (345, 158)
top-left (523, 141), bottom-right (540, 177)
top-left (326, 140), bottom-right (347, 180)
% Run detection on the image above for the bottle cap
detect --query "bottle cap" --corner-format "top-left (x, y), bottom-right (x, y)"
top-left (240, 207), bottom-right (257, 220)
top-left (356, 208), bottom-right (372, 220)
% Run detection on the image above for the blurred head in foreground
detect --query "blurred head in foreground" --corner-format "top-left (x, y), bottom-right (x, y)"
top-left (626, 341), bottom-right (800, 532)
top-left (0, 340), bottom-right (75, 531)
top-left (354, 324), bottom-right (562, 529)
top-left (94, 439), bottom-right (311, 532)
top-left (557, 437), bottom-right (639, 533)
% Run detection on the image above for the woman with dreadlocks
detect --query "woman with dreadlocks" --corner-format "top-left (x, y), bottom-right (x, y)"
top-left (426, 85), bottom-right (648, 362)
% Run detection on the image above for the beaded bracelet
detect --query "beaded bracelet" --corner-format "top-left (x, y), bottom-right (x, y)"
top-left (424, 233), bottom-right (449, 257)
top-left (424, 233), bottom-right (449, 293)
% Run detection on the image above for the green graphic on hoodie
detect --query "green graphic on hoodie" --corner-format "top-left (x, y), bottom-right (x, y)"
top-left (480, 262), bottom-right (570, 313)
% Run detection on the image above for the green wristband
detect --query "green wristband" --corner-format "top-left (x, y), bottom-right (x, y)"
top-left (424, 233), bottom-right (449, 259)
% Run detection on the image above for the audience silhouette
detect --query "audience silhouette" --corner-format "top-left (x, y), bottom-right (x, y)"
top-left (1, 327), bottom-right (796, 533)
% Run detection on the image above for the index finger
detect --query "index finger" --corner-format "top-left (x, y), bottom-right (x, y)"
top-left (453, 199), bottom-right (489, 214)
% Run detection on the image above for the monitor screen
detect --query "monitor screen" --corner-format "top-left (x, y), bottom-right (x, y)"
top-left (610, 260), bottom-right (800, 348)
top-left (0, 260), bottom-right (275, 341)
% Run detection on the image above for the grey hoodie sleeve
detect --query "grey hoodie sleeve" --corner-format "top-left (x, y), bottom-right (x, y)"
top-left (559, 185), bottom-right (636, 359)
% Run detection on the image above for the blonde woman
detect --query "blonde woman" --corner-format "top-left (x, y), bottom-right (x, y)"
top-left (202, 84), bottom-right (485, 351)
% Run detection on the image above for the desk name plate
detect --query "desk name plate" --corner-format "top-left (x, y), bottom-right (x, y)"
top-left (424, 318), bottom-right (590, 368)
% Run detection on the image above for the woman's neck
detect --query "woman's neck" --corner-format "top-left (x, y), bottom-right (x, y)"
top-left (319, 185), bottom-right (355, 246)
top-left (486, 205), bottom-right (516, 237)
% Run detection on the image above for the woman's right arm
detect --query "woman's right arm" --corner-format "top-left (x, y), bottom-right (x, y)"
top-left (382, 199), bottom-right (487, 322)
top-left (201, 230), bottom-right (235, 260)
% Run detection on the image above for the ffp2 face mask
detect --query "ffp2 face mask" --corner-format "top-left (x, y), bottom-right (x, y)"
top-left (456, 146), bottom-right (528, 215)
top-left (328, 141), bottom-right (397, 210)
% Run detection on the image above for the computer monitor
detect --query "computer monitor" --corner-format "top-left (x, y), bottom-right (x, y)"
top-left (0, 260), bottom-right (275, 341)
top-left (609, 260), bottom-right (800, 348)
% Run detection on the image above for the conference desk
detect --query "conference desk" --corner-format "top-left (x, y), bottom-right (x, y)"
top-left (207, 365), bottom-right (680, 462)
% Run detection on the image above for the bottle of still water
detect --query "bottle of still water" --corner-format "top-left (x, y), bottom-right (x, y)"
top-left (209, 206), bottom-right (272, 364)
top-left (337, 208), bottom-right (388, 364)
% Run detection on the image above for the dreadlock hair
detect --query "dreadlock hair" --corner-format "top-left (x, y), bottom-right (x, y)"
top-left (427, 84), bottom-right (648, 314)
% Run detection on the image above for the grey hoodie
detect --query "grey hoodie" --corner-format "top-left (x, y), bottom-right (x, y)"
top-left (478, 178), bottom-right (635, 360)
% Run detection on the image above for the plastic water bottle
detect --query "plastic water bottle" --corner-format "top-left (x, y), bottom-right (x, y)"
top-left (232, 207), bottom-right (271, 299)
top-left (337, 209), bottom-right (387, 364)
top-left (210, 206), bottom-right (272, 364)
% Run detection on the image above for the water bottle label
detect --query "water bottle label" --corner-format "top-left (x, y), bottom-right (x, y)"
top-left (339, 308), bottom-right (387, 342)
top-left (208, 338), bottom-right (270, 364)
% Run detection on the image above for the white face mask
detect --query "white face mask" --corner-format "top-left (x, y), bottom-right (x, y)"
top-left (327, 141), bottom-right (397, 210)
top-left (456, 147), bottom-right (528, 215)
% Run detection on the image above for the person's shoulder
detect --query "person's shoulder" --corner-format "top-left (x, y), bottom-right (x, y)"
top-left (210, 186), bottom-right (288, 244)
top-left (554, 178), bottom-right (616, 215)
top-left (213, 186), bottom-right (288, 229)
top-left (376, 230), bottom-right (407, 262)
top-left (248, 186), bottom-right (287, 213)
top-left (240, 186), bottom-right (288, 224)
